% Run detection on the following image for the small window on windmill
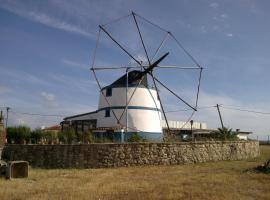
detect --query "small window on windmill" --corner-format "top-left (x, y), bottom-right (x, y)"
top-left (106, 88), bottom-right (112, 96)
top-left (105, 109), bottom-right (110, 117)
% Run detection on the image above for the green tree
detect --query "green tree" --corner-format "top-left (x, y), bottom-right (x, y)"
top-left (6, 126), bottom-right (31, 144)
top-left (77, 130), bottom-right (95, 144)
top-left (31, 129), bottom-right (43, 144)
top-left (57, 131), bottom-right (66, 144)
top-left (211, 127), bottom-right (238, 141)
top-left (63, 128), bottom-right (75, 144)
top-left (43, 131), bottom-right (58, 144)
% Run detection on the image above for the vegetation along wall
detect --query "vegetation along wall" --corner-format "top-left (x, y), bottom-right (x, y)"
top-left (0, 122), bottom-right (6, 159)
top-left (2, 141), bottom-right (259, 168)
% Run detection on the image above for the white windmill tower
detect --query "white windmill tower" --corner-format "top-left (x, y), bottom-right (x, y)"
top-left (91, 12), bottom-right (203, 141)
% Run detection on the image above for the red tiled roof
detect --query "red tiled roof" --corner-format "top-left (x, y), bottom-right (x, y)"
top-left (43, 125), bottom-right (61, 131)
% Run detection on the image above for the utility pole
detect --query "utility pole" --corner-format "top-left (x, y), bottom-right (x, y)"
top-left (126, 68), bottom-right (129, 134)
top-left (6, 107), bottom-right (10, 128)
top-left (190, 120), bottom-right (194, 141)
top-left (0, 110), bottom-right (3, 123)
top-left (216, 104), bottom-right (224, 128)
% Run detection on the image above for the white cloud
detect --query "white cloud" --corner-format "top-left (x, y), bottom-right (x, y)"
top-left (209, 2), bottom-right (219, 9)
top-left (0, 85), bottom-right (12, 94)
top-left (220, 14), bottom-right (228, 19)
top-left (62, 59), bottom-right (89, 69)
top-left (0, 2), bottom-right (96, 39)
top-left (41, 92), bottom-right (55, 102)
top-left (27, 12), bottom-right (95, 38)
top-left (226, 33), bottom-right (233, 37)
top-left (200, 25), bottom-right (207, 33)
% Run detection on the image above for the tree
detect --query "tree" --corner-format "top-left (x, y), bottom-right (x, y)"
top-left (6, 126), bottom-right (31, 144)
top-left (43, 131), bottom-right (58, 144)
top-left (57, 131), bottom-right (66, 144)
top-left (31, 129), bottom-right (43, 144)
top-left (211, 127), bottom-right (238, 141)
top-left (63, 128), bottom-right (75, 144)
top-left (77, 130), bottom-right (95, 144)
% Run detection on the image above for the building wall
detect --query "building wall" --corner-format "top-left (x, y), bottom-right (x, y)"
top-left (97, 87), bottom-right (162, 133)
top-left (161, 120), bottom-right (207, 130)
top-left (99, 87), bottom-right (160, 109)
top-left (237, 134), bottom-right (248, 140)
top-left (2, 141), bottom-right (260, 168)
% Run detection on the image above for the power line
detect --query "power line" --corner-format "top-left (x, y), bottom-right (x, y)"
top-left (9, 111), bottom-right (65, 118)
top-left (220, 106), bottom-right (270, 115)
top-left (165, 105), bottom-right (216, 113)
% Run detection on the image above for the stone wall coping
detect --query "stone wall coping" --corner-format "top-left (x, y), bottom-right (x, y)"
top-left (4, 140), bottom-right (258, 147)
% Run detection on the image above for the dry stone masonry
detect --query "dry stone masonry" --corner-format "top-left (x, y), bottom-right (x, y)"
top-left (2, 141), bottom-right (259, 168)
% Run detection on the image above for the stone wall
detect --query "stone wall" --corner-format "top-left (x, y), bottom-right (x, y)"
top-left (1, 141), bottom-right (260, 168)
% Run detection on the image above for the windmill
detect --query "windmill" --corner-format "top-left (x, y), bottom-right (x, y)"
top-left (90, 12), bottom-right (203, 141)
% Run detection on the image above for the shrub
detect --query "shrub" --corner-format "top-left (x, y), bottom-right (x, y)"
top-left (31, 129), bottom-right (43, 144)
top-left (6, 126), bottom-right (31, 144)
top-left (210, 127), bottom-right (238, 141)
top-left (43, 131), bottom-right (58, 144)
top-left (63, 128), bottom-right (76, 144)
top-left (127, 133), bottom-right (144, 142)
top-left (82, 130), bottom-right (95, 143)
top-left (57, 131), bottom-right (66, 144)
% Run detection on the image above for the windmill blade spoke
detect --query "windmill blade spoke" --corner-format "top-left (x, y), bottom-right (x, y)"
top-left (149, 73), bottom-right (171, 134)
top-left (118, 73), bottom-right (146, 121)
top-left (102, 13), bottom-right (132, 27)
top-left (151, 32), bottom-right (169, 63)
top-left (133, 12), bottom-right (169, 33)
top-left (90, 30), bottom-right (121, 124)
top-left (91, 66), bottom-right (141, 70)
top-left (157, 65), bottom-right (200, 70)
top-left (99, 25), bottom-right (142, 66)
top-left (92, 69), bottom-right (121, 124)
top-left (168, 32), bottom-right (202, 69)
top-left (152, 76), bottom-right (197, 111)
top-left (195, 68), bottom-right (203, 108)
top-left (132, 12), bottom-right (151, 65)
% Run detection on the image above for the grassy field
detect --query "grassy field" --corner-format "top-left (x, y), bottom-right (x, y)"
top-left (0, 145), bottom-right (269, 200)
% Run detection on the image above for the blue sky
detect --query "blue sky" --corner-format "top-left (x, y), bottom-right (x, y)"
top-left (0, 0), bottom-right (270, 139)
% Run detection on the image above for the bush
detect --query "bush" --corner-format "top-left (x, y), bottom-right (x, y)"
top-left (57, 131), bottom-right (66, 144)
top-left (6, 126), bottom-right (31, 144)
top-left (43, 131), bottom-right (58, 144)
top-left (31, 129), bottom-right (43, 144)
top-left (78, 130), bottom-right (95, 144)
top-left (210, 127), bottom-right (238, 141)
top-left (62, 128), bottom-right (76, 144)
top-left (127, 133), bottom-right (144, 142)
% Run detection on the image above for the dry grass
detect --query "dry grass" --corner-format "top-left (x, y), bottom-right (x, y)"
top-left (0, 146), bottom-right (270, 200)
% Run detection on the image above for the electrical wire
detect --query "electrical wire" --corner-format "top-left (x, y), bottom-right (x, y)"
top-left (9, 111), bottom-right (64, 117)
top-left (220, 105), bottom-right (270, 115)
top-left (165, 105), bottom-right (216, 113)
